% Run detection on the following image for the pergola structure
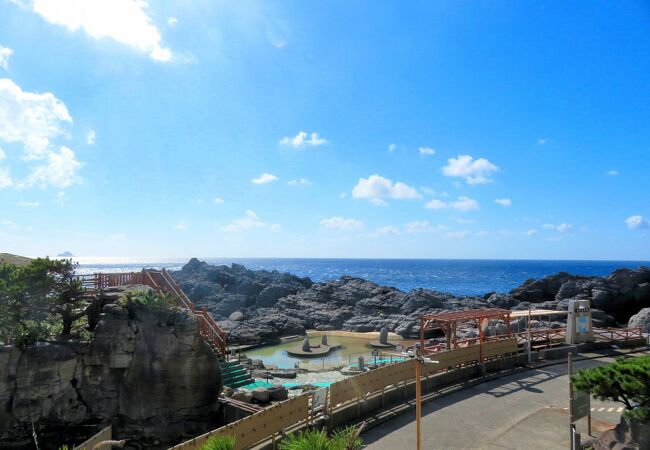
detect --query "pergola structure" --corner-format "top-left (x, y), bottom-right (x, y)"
top-left (419, 308), bottom-right (512, 355)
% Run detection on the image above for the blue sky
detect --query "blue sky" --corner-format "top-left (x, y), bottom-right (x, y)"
top-left (0, 0), bottom-right (649, 259)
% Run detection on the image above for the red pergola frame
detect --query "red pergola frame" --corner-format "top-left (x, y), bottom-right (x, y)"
top-left (419, 308), bottom-right (512, 361)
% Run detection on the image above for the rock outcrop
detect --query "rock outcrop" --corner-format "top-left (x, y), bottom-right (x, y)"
top-left (0, 287), bottom-right (221, 449)
top-left (592, 416), bottom-right (650, 450)
top-left (508, 267), bottom-right (650, 322)
top-left (172, 260), bottom-right (650, 345)
top-left (628, 308), bottom-right (650, 333)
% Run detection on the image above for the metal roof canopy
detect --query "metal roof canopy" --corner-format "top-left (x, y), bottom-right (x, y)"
top-left (419, 308), bottom-right (512, 357)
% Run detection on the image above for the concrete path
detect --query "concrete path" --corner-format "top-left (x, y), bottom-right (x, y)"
top-left (362, 355), bottom-right (640, 450)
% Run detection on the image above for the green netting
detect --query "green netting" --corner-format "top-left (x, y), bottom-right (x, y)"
top-left (239, 380), bottom-right (275, 390)
top-left (349, 357), bottom-right (406, 367)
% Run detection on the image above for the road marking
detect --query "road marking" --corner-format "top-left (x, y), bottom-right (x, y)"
top-left (617, 407), bottom-right (624, 413)
top-left (607, 407), bottom-right (614, 412)
top-left (598, 407), bottom-right (605, 412)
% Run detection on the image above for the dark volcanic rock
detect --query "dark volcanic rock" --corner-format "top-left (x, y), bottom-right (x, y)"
top-left (0, 288), bottom-right (221, 449)
top-left (507, 267), bottom-right (650, 322)
top-left (172, 259), bottom-right (650, 345)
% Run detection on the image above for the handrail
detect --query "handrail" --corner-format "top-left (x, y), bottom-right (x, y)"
top-left (78, 269), bottom-right (228, 357)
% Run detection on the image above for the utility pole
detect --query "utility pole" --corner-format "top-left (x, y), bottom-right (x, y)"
top-left (414, 347), bottom-right (438, 450)
top-left (416, 357), bottom-right (422, 450)
top-left (527, 308), bottom-right (532, 363)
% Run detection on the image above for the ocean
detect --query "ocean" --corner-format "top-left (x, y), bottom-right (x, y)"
top-left (72, 257), bottom-right (650, 297)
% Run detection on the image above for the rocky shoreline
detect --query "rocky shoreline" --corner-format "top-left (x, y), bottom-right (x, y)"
top-left (172, 258), bottom-right (650, 345)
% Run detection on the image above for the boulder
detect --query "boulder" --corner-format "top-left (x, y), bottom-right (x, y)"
top-left (593, 416), bottom-right (650, 450)
top-left (267, 385), bottom-right (289, 401)
top-left (251, 387), bottom-right (270, 403)
top-left (230, 390), bottom-right (253, 403)
top-left (229, 311), bottom-right (245, 321)
top-left (628, 308), bottom-right (650, 333)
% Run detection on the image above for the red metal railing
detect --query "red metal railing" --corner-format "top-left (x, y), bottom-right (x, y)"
top-left (77, 269), bottom-right (228, 356)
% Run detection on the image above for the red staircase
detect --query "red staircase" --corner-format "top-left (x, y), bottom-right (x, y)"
top-left (80, 269), bottom-right (228, 357)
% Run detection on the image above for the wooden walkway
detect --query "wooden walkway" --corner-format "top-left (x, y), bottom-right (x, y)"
top-left (78, 269), bottom-right (228, 357)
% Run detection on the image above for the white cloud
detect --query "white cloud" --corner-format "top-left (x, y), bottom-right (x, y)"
top-left (607, 170), bottom-right (619, 176)
top-left (424, 196), bottom-right (479, 211)
top-left (419, 147), bottom-right (435, 156)
top-left (369, 198), bottom-right (388, 207)
top-left (0, 167), bottom-right (12, 188)
top-left (525, 228), bottom-right (537, 237)
top-left (287, 178), bottom-right (311, 186)
top-left (477, 230), bottom-right (491, 237)
top-left (376, 225), bottom-right (399, 236)
top-left (280, 131), bottom-right (327, 148)
top-left (625, 215), bottom-right (649, 230)
top-left (86, 129), bottom-right (96, 145)
top-left (0, 148), bottom-right (5, 161)
top-left (442, 154), bottom-right (499, 185)
top-left (445, 230), bottom-right (470, 239)
top-left (320, 216), bottom-right (364, 231)
top-left (543, 223), bottom-right (573, 233)
top-left (388, 144), bottom-right (396, 153)
top-left (352, 174), bottom-right (420, 204)
top-left (251, 173), bottom-right (278, 184)
top-left (0, 78), bottom-right (72, 160)
top-left (19, 145), bottom-right (82, 188)
top-left (0, 46), bottom-right (13, 71)
top-left (450, 197), bottom-right (480, 211)
top-left (213, 197), bottom-right (224, 205)
top-left (538, 138), bottom-right (547, 145)
top-left (19, 0), bottom-right (172, 62)
top-left (339, 192), bottom-right (348, 199)
top-left (18, 200), bottom-right (39, 207)
top-left (223, 210), bottom-right (281, 232)
top-left (405, 220), bottom-right (431, 233)
top-left (494, 198), bottom-right (512, 207)
top-left (424, 199), bottom-right (447, 210)
top-left (420, 187), bottom-right (436, 196)
top-left (174, 220), bottom-right (187, 230)
top-left (0, 78), bottom-right (83, 189)
top-left (167, 17), bottom-right (178, 27)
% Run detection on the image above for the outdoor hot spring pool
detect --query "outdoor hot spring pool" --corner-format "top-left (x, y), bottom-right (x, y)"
top-left (244, 335), bottom-right (410, 370)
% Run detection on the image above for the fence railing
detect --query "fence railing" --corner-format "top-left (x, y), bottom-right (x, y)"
top-left (76, 269), bottom-right (228, 356)
top-left (513, 326), bottom-right (644, 348)
top-left (593, 327), bottom-right (643, 342)
top-left (170, 338), bottom-right (519, 450)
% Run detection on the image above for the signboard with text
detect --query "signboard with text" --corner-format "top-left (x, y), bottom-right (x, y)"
top-left (571, 389), bottom-right (590, 422)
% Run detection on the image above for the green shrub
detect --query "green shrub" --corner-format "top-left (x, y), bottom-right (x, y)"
top-left (200, 435), bottom-right (236, 450)
top-left (572, 355), bottom-right (650, 422)
top-left (278, 427), bottom-right (362, 450)
top-left (118, 289), bottom-right (174, 311)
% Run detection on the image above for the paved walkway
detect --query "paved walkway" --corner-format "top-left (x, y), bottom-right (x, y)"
top-left (362, 354), bottom-right (644, 450)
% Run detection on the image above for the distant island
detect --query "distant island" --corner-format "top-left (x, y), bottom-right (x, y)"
top-left (57, 251), bottom-right (75, 257)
